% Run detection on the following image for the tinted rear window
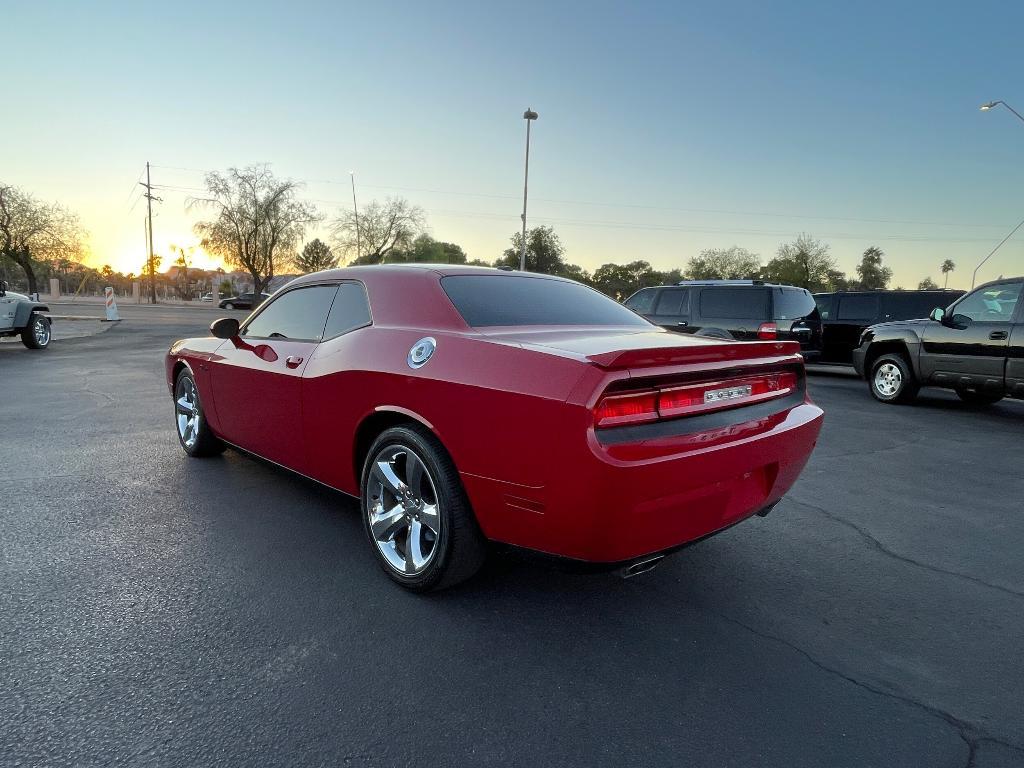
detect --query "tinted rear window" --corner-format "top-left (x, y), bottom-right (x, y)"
top-left (837, 295), bottom-right (880, 321)
top-left (699, 288), bottom-right (768, 320)
top-left (773, 288), bottom-right (816, 320)
top-left (654, 288), bottom-right (689, 316)
top-left (442, 275), bottom-right (651, 327)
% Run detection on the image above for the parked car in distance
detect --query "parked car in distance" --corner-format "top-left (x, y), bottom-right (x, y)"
top-left (852, 277), bottom-right (1023, 404)
top-left (814, 289), bottom-right (964, 365)
top-left (200, 293), bottom-right (213, 302)
top-left (218, 292), bottom-right (269, 310)
top-left (0, 281), bottom-right (52, 349)
top-left (624, 280), bottom-right (822, 360)
top-left (167, 265), bottom-right (823, 591)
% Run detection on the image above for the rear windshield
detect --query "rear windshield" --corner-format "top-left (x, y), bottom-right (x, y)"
top-left (773, 288), bottom-right (817, 320)
top-left (699, 288), bottom-right (768, 320)
top-left (442, 275), bottom-right (651, 327)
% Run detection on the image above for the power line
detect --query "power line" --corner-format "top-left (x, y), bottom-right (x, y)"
top-left (148, 163), bottom-right (1012, 230)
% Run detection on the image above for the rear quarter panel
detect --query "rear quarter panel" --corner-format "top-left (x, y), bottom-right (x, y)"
top-left (300, 327), bottom-right (590, 499)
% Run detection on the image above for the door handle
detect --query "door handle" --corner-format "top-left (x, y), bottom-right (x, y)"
top-left (285, 356), bottom-right (304, 369)
top-left (989, 331), bottom-right (1008, 341)
top-left (676, 321), bottom-right (688, 326)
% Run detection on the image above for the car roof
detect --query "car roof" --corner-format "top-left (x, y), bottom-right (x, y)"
top-left (285, 264), bottom-right (581, 332)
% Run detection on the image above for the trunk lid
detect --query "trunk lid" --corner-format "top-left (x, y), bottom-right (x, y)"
top-left (476, 326), bottom-right (802, 370)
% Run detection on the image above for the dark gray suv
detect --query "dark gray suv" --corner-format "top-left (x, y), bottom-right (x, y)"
top-left (624, 280), bottom-right (822, 359)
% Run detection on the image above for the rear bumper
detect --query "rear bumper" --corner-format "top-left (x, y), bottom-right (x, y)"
top-left (464, 401), bottom-right (823, 563)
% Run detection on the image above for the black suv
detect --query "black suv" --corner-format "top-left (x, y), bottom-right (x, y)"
top-left (624, 280), bottom-right (822, 359)
top-left (852, 277), bottom-right (1024, 404)
top-left (814, 289), bottom-right (964, 364)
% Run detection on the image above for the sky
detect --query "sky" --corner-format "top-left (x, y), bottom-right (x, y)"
top-left (3, 0), bottom-right (1024, 289)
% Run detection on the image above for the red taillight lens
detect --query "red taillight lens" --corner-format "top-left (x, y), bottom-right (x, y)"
top-left (757, 322), bottom-right (778, 340)
top-left (594, 371), bottom-right (799, 427)
top-left (593, 391), bottom-right (659, 428)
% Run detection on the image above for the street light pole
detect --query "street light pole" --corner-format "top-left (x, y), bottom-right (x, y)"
top-left (350, 171), bottom-right (361, 261)
top-left (975, 101), bottom-right (1024, 286)
top-left (520, 108), bottom-right (538, 271)
top-left (979, 100), bottom-right (1024, 125)
top-left (972, 214), bottom-right (1024, 288)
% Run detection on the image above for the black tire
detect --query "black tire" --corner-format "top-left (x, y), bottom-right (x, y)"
top-left (869, 352), bottom-right (919, 404)
top-left (224, 302), bottom-right (235, 310)
top-left (360, 424), bottom-right (486, 592)
top-left (20, 313), bottom-right (50, 349)
top-left (956, 389), bottom-right (1003, 405)
top-left (173, 369), bottom-right (226, 457)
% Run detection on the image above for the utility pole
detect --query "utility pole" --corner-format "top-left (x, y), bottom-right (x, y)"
top-left (350, 171), bottom-right (361, 260)
top-left (520, 108), bottom-right (539, 271)
top-left (140, 162), bottom-right (161, 304)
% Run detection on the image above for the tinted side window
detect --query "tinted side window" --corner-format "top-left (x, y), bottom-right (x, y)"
top-left (773, 288), bottom-right (816, 320)
top-left (836, 295), bottom-right (880, 321)
top-left (442, 275), bottom-right (651, 327)
top-left (699, 288), bottom-right (767, 320)
top-left (654, 288), bottom-right (689, 316)
top-left (324, 282), bottom-right (372, 338)
top-left (243, 285), bottom-right (339, 340)
top-left (814, 294), bottom-right (834, 320)
top-left (883, 292), bottom-right (949, 321)
top-left (624, 288), bottom-right (658, 314)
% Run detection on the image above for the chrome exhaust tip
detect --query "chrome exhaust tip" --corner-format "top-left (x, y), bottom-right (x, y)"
top-left (621, 554), bottom-right (665, 579)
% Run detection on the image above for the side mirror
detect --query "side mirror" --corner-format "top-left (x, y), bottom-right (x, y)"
top-left (929, 307), bottom-right (945, 322)
top-left (210, 317), bottom-right (240, 339)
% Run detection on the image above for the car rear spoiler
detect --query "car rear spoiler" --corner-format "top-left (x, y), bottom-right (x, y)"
top-left (586, 340), bottom-right (803, 370)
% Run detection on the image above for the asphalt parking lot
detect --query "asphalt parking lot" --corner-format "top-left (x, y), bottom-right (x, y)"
top-left (2, 308), bottom-right (1022, 768)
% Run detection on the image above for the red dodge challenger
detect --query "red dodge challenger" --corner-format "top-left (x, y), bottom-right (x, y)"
top-left (165, 265), bottom-right (823, 591)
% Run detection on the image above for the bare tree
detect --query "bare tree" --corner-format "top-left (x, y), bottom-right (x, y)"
top-left (0, 185), bottom-right (84, 294)
top-left (331, 197), bottom-right (426, 264)
top-left (294, 238), bottom-right (337, 273)
top-left (190, 166), bottom-right (319, 295)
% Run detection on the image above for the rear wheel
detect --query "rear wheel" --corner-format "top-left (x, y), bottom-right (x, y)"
top-left (956, 389), bottom-right (1003, 405)
top-left (174, 369), bottom-right (226, 457)
top-left (869, 353), bottom-right (919, 404)
top-left (224, 302), bottom-right (235, 310)
top-left (361, 425), bottom-right (486, 592)
top-left (20, 313), bottom-right (50, 349)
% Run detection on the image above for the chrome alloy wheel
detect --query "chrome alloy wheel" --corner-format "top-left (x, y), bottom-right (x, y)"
top-left (175, 375), bottom-right (200, 449)
top-left (33, 317), bottom-right (50, 346)
top-left (874, 362), bottom-right (902, 397)
top-left (367, 445), bottom-right (442, 576)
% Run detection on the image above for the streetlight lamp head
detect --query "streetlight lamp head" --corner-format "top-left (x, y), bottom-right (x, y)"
top-left (523, 109), bottom-right (538, 120)
top-left (980, 101), bottom-right (999, 111)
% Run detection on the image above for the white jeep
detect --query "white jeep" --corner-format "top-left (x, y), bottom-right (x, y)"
top-left (0, 281), bottom-right (52, 349)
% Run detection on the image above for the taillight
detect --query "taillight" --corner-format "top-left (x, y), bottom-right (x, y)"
top-left (757, 322), bottom-right (777, 340)
top-left (594, 371), bottom-right (798, 428)
top-left (593, 391), bottom-right (659, 428)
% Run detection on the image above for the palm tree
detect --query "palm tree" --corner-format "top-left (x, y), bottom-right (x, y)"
top-left (940, 259), bottom-right (956, 288)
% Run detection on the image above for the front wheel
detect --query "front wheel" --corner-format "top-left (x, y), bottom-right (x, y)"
top-left (224, 302), bottom-right (235, 310)
top-left (361, 425), bottom-right (486, 592)
top-left (869, 353), bottom-right (919, 404)
top-left (956, 389), bottom-right (1003, 405)
top-left (174, 369), bottom-right (226, 457)
top-left (21, 313), bottom-right (51, 349)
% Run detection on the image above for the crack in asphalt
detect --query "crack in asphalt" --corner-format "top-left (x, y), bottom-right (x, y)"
top-left (786, 497), bottom-right (1024, 600)
top-left (686, 600), bottom-right (1024, 768)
